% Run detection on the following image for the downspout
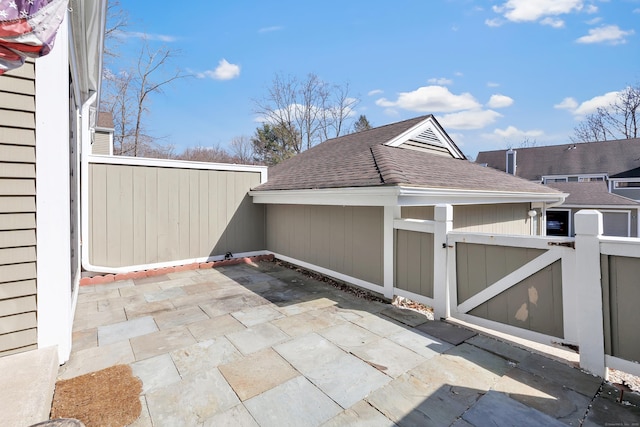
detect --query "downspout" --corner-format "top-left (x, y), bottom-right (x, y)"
top-left (80, 92), bottom-right (97, 274)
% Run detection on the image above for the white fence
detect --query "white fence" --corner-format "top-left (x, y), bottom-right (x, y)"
top-left (396, 205), bottom-right (640, 378)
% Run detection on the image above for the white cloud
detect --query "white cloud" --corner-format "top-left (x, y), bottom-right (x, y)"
top-left (368, 89), bottom-right (383, 96)
top-left (485, 18), bottom-right (503, 27)
top-left (114, 30), bottom-right (178, 42)
top-left (196, 59), bottom-right (240, 81)
top-left (585, 4), bottom-right (598, 14)
top-left (258, 26), bottom-right (284, 33)
top-left (437, 109), bottom-right (503, 130)
top-left (454, 71), bottom-right (463, 77)
top-left (586, 17), bottom-right (602, 25)
top-left (576, 25), bottom-right (634, 45)
top-left (488, 126), bottom-right (545, 140)
top-left (427, 77), bottom-right (453, 85)
top-left (487, 94), bottom-right (514, 108)
top-left (493, 0), bottom-right (585, 23)
top-left (375, 86), bottom-right (481, 113)
top-left (487, 82), bottom-right (500, 88)
top-left (540, 17), bottom-right (565, 28)
top-left (554, 97), bottom-right (579, 111)
top-left (634, 8), bottom-right (640, 14)
top-left (554, 91), bottom-right (620, 116)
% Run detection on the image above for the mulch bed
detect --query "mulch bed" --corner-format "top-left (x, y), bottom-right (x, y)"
top-left (50, 365), bottom-right (142, 427)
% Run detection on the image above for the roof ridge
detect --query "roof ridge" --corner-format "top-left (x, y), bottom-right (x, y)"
top-left (370, 145), bottom-right (407, 185)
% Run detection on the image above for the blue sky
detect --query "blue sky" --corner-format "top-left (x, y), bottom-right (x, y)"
top-left (112, 0), bottom-right (640, 158)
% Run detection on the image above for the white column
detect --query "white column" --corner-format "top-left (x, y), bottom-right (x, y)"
top-left (383, 206), bottom-right (400, 299)
top-left (574, 209), bottom-right (606, 377)
top-left (36, 14), bottom-right (73, 363)
top-left (433, 204), bottom-right (453, 319)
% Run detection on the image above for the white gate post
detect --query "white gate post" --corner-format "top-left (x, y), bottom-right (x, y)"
top-left (383, 206), bottom-right (400, 299)
top-left (574, 210), bottom-right (606, 377)
top-left (434, 204), bottom-right (453, 319)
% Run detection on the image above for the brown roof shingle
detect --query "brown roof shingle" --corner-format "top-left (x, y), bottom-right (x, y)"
top-left (254, 116), bottom-right (560, 195)
top-left (547, 181), bottom-right (640, 206)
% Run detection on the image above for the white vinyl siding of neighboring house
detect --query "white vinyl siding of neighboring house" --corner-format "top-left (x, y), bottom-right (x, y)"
top-left (0, 62), bottom-right (38, 356)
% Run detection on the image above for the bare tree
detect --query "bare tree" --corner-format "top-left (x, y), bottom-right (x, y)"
top-left (103, 0), bottom-right (128, 60)
top-left (229, 136), bottom-right (255, 164)
top-left (176, 145), bottom-right (234, 163)
top-left (572, 83), bottom-right (640, 142)
top-left (253, 73), bottom-right (359, 154)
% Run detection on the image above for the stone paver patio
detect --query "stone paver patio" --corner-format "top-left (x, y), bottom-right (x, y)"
top-left (59, 261), bottom-right (640, 426)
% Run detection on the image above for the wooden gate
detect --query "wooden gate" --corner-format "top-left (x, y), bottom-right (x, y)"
top-left (447, 232), bottom-right (578, 346)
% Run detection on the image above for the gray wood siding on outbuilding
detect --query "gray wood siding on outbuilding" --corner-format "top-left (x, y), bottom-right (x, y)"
top-left (602, 255), bottom-right (640, 363)
top-left (402, 203), bottom-right (531, 235)
top-left (92, 131), bottom-right (111, 155)
top-left (0, 62), bottom-right (38, 356)
top-left (266, 205), bottom-right (384, 286)
top-left (89, 163), bottom-right (265, 268)
top-left (394, 229), bottom-right (434, 298)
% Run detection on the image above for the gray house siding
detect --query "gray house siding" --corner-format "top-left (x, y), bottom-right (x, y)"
top-left (89, 162), bottom-right (265, 268)
top-left (266, 205), bottom-right (384, 286)
top-left (92, 130), bottom-right (111, 155)
top-left (0, 62), bottom-right (38, 356)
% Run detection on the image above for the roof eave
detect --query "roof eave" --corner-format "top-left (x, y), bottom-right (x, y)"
top-left (249, 186), bottom-right (567, 207)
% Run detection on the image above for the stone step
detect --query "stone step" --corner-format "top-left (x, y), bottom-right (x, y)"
top-left (0, 346), bottom-right (59, 427)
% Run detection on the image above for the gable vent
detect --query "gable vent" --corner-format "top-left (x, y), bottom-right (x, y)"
top-left (410, 128), bottom-right (443, 147)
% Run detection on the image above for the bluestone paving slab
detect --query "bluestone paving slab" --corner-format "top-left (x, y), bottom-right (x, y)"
top-left (387, 328), bottom-right (452, 359)
top-left (181, 281), bottom-right (216, 295)
top-left (349, 337), bottom-right (427, 378)
top-left (200, 294), bottom-right (267, 318)
top-left (171, 337), bottom-right (242, 378)
top-left (152, 305), bottom-right (208, 330)
top-left (321, 400), bottom-right (396, 427)
top-left (128, 396), bottom-right (152, 427)
top-left (218, 348), bottom-right (299, 400)
top-left (131, 353), bottom-right (181, 393)
top-left (187, 314), bottom-right (246, 342)
top-left (275, 332), bottom-right (348, 372)
top-left (119, 282), bottom-right (162, 297)
top-left (244, 376), bottom-right (343, 427)
top-left (352, 314), bottom-right (407, 338)
top-left (146, 368), bottom-right (240, 425)
top-left (133, 274), bottom-right (171, 285)
top-left (124, 299), bottom-right (175, 319)
top-left (202, 404), bottom-right (259, 427)
top-left (143, 286), bottom-right (186, 302)
top-left (225, 322), bottom-right (289, 355)
top-left (517, 352), bottom-right (602, 397)
top-left (72, 306), bottom-right (126, 332)
top-left (462, 390), bottom-right (567, 427)
top-left (98, 294), bottom-right (145, 312)
top-left (71, 328), bottom-right (97, 352)
top-left (97, 315), bottom-right (158, 346)
top-left (58, 340), bottom-right (135, 380)
top-left (156, 276), bottom-right (199, 290)
top-left (366, 373), bottom-right (468, 427)
top-left (444, 342), bottom-right (513, 378)
top-left (378, 307), bottom-right (429, 327)
top-left (130, 326), bottom-right (196, 360)
top-left (582, 384), bottom-right (640, 427)
top-left (270, 309), bottom-right (344, 337)
top-left (319, 322), bottom-right (381, 351)
top-left (166, 269), bottom-right (201, 280)
top-left (415, 320), bottom-right (477, 345)
top-left (466, 334), bottom-right (532, 363)
top-left (492, 365), bottom-right (592, 425)
top-left (231, 304), bottom-right (284, 327)
top-left (303, 350), bottom-right (392, 409)
top-left (74, 288), bottom-right (121, 303)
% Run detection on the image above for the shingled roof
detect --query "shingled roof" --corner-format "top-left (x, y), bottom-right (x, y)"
top-left (253, 115), bottom-right (560, 195)
top-left (547, 182), bottom-right (640, 206)
top-left (476, 138), bottom-right (640, 181)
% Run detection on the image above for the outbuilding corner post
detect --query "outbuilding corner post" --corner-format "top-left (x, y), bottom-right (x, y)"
top-left (434, 204), bottom-right (453, 319)
top-left (383, 206), bottom-right (400, 299)
top-left (574, 210), bottom-right (606, 378)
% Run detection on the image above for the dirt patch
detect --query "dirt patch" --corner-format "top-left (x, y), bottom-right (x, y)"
top-left (50, 365), bottom-right (142, 427)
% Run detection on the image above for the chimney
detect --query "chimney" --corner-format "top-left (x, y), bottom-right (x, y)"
top-left (506, 149), bottom-right (517, 175)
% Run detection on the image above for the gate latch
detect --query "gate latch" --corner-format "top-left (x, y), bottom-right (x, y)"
top-left (547, 241), bottom-right (575, 249)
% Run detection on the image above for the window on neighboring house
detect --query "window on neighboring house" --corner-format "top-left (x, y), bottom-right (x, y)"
top-left (545, 178), bottom-right (567, 183)
top-left (579, 177), bottom-right (604, 182)
top-left (614, 181), bottom-right (640, 188)
top-left (546, 210), bottom-right (570, 236)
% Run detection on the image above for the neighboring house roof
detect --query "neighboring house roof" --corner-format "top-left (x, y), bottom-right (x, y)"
top-left (476, 138), bottom-right (640, 181)
top-left (253, 115), bottom-right (560, 196)
top-left (96, 111), bottom-right (114, 130)
top-left (547, 182), bottom-right (640, 206)
top-left (610, 166), bottom-right (640, 179)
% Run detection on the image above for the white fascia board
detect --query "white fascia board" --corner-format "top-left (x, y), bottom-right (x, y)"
top-left (88, 154), bottom-right (268, 183)
top-left (558, 204), bottom-right (640, 209)
top-left (250, 185), bottom-right (566, 207)
top-left (249, 187), bottom-right (400, 206)
top-left (397, 186), bottom-right (567, 206)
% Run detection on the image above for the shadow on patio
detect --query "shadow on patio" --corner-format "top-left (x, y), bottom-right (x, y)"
top-left (57, 260), bottom-right (638, 426)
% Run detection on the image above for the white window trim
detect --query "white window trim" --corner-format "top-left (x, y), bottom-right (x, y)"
top-left (599, 209), bottom-right (631, 238)
top-left (542, 174), bottom-right (608, 184)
